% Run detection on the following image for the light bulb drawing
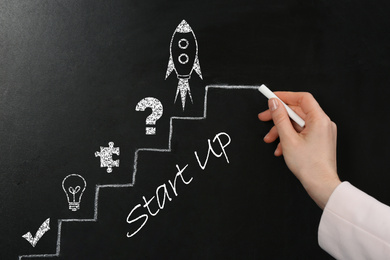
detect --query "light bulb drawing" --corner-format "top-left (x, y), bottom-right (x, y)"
top-left (62, 174), bottom-right (87, 212)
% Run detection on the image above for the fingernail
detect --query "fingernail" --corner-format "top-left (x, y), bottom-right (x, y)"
top-left (269, 99), bottom-right (278, 111)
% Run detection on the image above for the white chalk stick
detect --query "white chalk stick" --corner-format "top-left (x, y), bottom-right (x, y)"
top-left (258, 84), bottom-right (305, 128)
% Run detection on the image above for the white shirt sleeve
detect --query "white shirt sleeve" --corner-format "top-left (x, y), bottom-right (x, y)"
top-left (318, 181), bottom-right (390, 260)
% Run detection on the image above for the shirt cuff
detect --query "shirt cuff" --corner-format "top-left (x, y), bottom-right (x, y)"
top-left (318, 181), bottom-right (390, 260)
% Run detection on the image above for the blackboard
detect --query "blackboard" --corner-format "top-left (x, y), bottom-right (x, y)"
top-left (2, 1), bottom-right (390, 259)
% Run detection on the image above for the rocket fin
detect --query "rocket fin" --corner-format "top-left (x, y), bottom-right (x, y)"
top-left (193, 56), bottom-right (202, 80)
top-left (165, 55), bottom-right (175, 79)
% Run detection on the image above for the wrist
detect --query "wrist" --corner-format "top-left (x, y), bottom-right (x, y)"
top-left (301, 169), bottom-right (341, 210)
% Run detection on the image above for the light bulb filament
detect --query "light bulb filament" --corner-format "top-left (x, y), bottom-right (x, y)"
top-left (68, 186), bottom-right (81, 202)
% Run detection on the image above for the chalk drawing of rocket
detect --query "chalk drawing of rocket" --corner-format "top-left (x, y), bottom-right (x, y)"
top-left (165, 20), bottom-right (202, 110)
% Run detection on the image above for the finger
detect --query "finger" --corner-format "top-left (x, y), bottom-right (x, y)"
top-left (274, 143), bottom-right (283, 156)
top-left (258, 110), bottom-right (272, 121)
top-left (269, 98), bottom-right (298, 141)
top-left (260, 106), bottom-right (304, 133)
top-left (273, 92), bottom-right (323, 115)
top-left (259, 103), bottom-right (307, 123)
top-left (285, 105), bottom-right (306, 120)
top-left (264, 126), bottom-right (279, 143)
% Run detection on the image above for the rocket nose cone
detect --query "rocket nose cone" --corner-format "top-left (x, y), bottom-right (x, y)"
top-left (176, 20), bottom-right (192, 33)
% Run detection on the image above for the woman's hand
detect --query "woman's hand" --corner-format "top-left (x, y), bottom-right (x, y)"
top-left (258, 92), bottom-right (341, 209)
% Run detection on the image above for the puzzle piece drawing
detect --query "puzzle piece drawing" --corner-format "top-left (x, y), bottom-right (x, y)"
top-left (95, 142), bottom-right (120, 173)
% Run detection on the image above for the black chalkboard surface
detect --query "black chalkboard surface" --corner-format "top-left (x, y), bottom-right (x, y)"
top-left (2, 0), bottom-right (390, 259)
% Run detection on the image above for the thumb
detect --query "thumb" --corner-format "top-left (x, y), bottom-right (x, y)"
top-left (269, 98), bottom-right (297, 141)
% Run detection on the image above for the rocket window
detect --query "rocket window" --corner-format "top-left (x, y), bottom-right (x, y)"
top-left (178, 54), bottom-right (189, 64)
top-left (178, 39), bottom-right (189, 49)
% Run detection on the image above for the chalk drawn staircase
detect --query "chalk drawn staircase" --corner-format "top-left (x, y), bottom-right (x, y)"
top-left (19, 85), bottom-right (261, 259)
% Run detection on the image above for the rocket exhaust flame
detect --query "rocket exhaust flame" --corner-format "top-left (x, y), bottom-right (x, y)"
top-left (175, 77), bottom-right (193, 110)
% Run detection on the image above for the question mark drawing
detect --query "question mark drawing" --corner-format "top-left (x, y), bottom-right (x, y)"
top-left (135, 97), bottom-right (164, 135)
